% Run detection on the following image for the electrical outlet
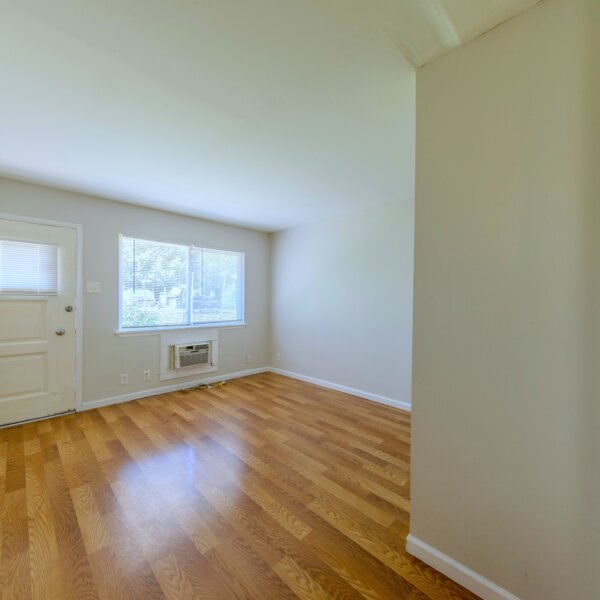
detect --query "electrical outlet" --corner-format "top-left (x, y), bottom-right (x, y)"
top-left (143, 369), bottom-right (150, 381)
top-left (120, 373), bottom-right (129, 385)
top-left (275, 352), bottom-right (281, 362)
top-left (86, 281), bottom-right (101, 293)
top-left (244, 353), bottom-right (251, 364)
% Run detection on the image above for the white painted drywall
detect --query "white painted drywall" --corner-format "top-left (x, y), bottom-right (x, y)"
top-left (410, 0), bottom-right (599, 598)
top-left (270, 199), bottom-right (414, 406)
top-left (0, 176), bottom-right (271, 405)
top-left (0, 1), bottom-right (417, 231)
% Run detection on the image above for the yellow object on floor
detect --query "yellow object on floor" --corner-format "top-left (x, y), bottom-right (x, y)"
top-left (193, 380), bottom-right (227, 390)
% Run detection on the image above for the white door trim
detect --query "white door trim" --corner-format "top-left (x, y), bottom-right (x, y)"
top-left (0, 212), bottom-right (84, 412)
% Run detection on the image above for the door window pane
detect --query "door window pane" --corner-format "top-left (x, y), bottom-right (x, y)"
top-left (0, 239), bottom-right (58, 294)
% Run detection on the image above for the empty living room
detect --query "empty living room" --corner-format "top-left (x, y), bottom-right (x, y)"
top-left (0, 0), bottom-right (598, 598)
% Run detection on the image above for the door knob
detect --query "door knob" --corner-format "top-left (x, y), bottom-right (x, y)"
top-left (55, 329), bottom-right (66, 336)
top-left (65, 305), bottom-right (73, 312)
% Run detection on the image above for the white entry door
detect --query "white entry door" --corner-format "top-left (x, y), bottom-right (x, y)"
top-left (0, 218), bottom-right (77, 426)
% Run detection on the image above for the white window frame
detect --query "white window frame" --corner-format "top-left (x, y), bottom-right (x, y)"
top-left (117, 235), bottom-right (245, 335)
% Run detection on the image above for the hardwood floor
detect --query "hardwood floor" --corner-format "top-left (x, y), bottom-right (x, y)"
top-left (0, 372), bottom-right (478, 599)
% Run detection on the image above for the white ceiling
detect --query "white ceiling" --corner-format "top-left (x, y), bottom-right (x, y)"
top-left (0, 0), bottom-right (539, 231)
top-left (385, 0), bottom-right (541, 67)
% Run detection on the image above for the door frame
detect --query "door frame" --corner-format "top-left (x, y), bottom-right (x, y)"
top-left (0, 211), bottom-right (84, 412)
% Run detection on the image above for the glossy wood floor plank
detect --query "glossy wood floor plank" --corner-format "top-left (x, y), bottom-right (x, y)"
top-left (0, 373), bottom-right (478, 599)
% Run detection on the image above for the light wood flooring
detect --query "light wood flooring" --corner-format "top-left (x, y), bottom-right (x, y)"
top-left (0, 372), bottom-right (478, 599)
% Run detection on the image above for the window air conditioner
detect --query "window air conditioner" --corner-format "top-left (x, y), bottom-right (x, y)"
top-left (171, 342), bottom-right (212, 369)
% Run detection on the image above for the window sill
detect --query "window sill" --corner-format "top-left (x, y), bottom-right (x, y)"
top-left (115, 321), bottom-right (246, 337)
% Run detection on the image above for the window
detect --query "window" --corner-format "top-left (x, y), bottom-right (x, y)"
top-left (0, 239), bottom-right (59, 294)
top-left (119, 236), bottom-right (244, 330)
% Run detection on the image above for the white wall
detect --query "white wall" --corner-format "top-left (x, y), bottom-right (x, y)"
top-left (410, 0), bottom-right (599, 598)
top-left (0, 176), bottom-right (271, 406)
top-left (270, 199), bottom-right (414, 407)
top-left (268, 46), bottom-right (415, 409)
top-left (582, 2), bottom-right (600, 598)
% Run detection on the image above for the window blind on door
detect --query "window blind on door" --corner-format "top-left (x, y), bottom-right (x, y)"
top-left (0, 239), bottom-right (59, 294)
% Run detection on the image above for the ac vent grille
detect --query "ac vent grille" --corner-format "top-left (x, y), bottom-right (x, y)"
top-left (171, 343), bottom-right (211, 369)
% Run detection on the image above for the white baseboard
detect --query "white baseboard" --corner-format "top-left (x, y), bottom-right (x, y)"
top-left (406, 535), bottom-right (520, 600)
top-left (81, 367), bottom-right (270, 411)
top-left (268, 367), bottom-right (411, 413)
top-left (82, 366), bottom-right (411, 415)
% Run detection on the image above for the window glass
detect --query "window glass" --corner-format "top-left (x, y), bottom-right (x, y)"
top-left (120, 236), bottom-right (244, 329)
top-left (0, 239), bottom-right (58, 294)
